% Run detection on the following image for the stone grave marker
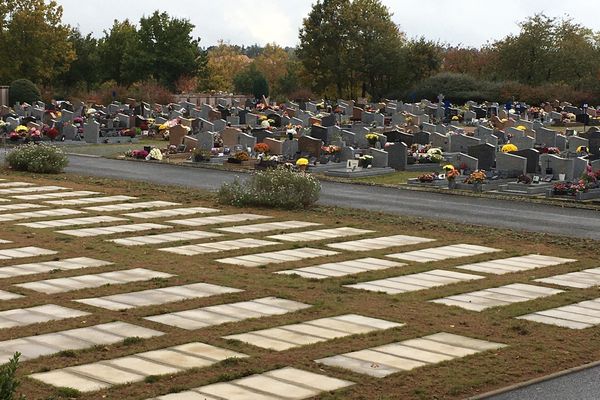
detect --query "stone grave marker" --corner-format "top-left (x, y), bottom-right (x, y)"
top-left (221, 128), bottom-right (241, 148)
top-left (311, 125), bottom-right (328, 144)
top-left (227, 116), bottom-right (240, 126)
top-left (246, 113), bottom-right (258, 127)
top-left (83, 120), bottom-right (100, 144)
top-left (239, 132), bottom-right (257, 151)
top-left (511, 149), bottom-right (540, 174)
top-left (413, 131), bottom-right (430, 145)
top-left (422, 122), bottom-right (436, 133)
top-left (568, 136), bottom-right (589, 152)
top-left (341, 130), bottom-right (356, 146)
top-left (535, 127), bottom-right (557, 147)
top-left (321, 113), bottom-right (336, 127)
top-left (63, 124), bottom-right (78, 140)
top-left (183, 136), bottom-right (198, 151)
top-left (496, 152), bottom-right (527, 177)
top-left (556, 134), bottom-right (567, 151)
top-left (573, 157), bottom-right (588, 179)
top-left (540, 154), bottom-right (575, 180)
top-left (264, 137), bottom-right (283, 155)
top-left (449, 134), bottom-right (481, 153)
top-left (298, 136), bottom-right (321, 158)
top-left (198, 131), bottom-right (214, 151)
top-left (511, 135), bottom-right (535, 150)
top-left (431, 132), bottom-right (449, 151)
top-left (169, 125), bottom-right (188, 147)
top-left (213, 119), bottom-right (226, 132)
top-left (368, 148), bottom-right (388, 168)
top-left (468, 143), bottom-right (496, 171)
top-left (282, 139), bottom-right (299, 159)
top-left (589, 130), bottom-right (600, 159)
top-left (387, 142), bottom-right (407, 170)
top-left (448, 153), bottom-right (478, 172)
top-left (60, 110), bottom-right (73, 123)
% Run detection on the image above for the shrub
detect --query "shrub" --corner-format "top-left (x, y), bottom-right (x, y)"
top-left (218, 167), bottom-right (321, 209)
top-left (411, 72), bottom-right (500, 103)
top-left (0, 352), bottom-right (24, 400)
top-left (9, 79), bottom-right (41, 105)
top-left (5, 143), bottom-right (69, 174)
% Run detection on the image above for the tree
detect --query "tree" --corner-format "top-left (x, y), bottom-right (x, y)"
top-left (97, 19), bottom-right (139, 85)
top-left (254, 43), bottom-right (289, 97)
top-left (233, 63), bottom-right (269, 99)
top-left (0, 0), bottom-right (75, 84)
top-left (207, 41), bottom-right (252, 91)
top-left (393, 37), bottom-right (443, 93)
top-left (58, 28), bottom-right (101, 91)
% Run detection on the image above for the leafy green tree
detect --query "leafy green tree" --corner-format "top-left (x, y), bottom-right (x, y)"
top-left (233, 63), bottom-right (269, 99)
top-left (58, 28), bottom-right (101, 91)
top-left (97, 19), bottom-right (139, 85)
top-left (0, 0), bottom-right (75, 84)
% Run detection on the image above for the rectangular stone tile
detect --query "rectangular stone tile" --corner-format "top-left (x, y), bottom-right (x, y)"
top-left (108, 230), bottom-right (223, 246)
top-left (13, 191), bottom-right (100, 200)
top-left (0, 239), bottom-right (11, 244)
top-left (327, 234), bottom-right (435, 251)
top-left (277, 257), bottom-right (405, 279)
top-left (217, 248), bottom-right (339, 268)
top-left (30, 342), bottom-right (246, 392)
top-left (15, 268), bottom-right (174, 294)
top-left (159, 367), bottom-right (353, 400)
top-left (345, 269), bottom-right (484, 295)
top-left (45, 195), bottom-right (136, 205)
top-left (57, 223), bottom-right (172, 237)
top-left (516, 297), bottom-right (600, 329)
top-left (123, 207), bottom-right (220, 219)
top-left (0, 304), bottom-right (89, 330)
top-left (145, 297), bottom-right (310, 330)
top-left (267, 227), bottom-right (374, 242)
top-left (0, 246), bottom-right (57, 260)
top-left (18, 216), bottom-right (127, 229)
top-left (0, 186), bottom-right (68, 195)
top-left (316, 332), bottom-right (505, 377)
top-left (0, 289), bottom-right (23, 300)
top-left (0, 322), bottom-right (164, 363)
top-left (535, 267), bottom-right (600, 289)
top-left (168, 213), bottom-right (271, 227)
top-left (224, 313), bottom-right (403, 351)
top-left (431, 283), bottom-right (563, 311)
top-left (0, 182), bottom-right (35, 188)
top-left (18, 258), bottom-right (78, 277)
top-left (456, 254), bottom-right (577, 275)
top-left (0, 203), bottom-right (47, 212)
top-left (387, 244), bottom-right (500, 263)
top-left (216, 220), bottom-right (321, 234)
top-left (83, 200), bottom-right (180, 212)
top-left (0, 208), bottom-right (84, 222)
top-left (75, 282), bottom-right (242, 310)
top-left (159, 238), bottom-right (278, 256)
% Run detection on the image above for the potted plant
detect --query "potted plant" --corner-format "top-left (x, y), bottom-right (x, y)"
top-left (358, 155), bottom-right (373, 168)
top-left (192, 148), bottom-right (212, 162)
top-left (418, 173), bottom-right (436, 183)
top-left (254, 143), bottom-right (270, 154)
top-left (365, 133), bottom-right (379, 147)
top-left (464, 169), bottom-right (486, 192)
top-left (296, 157), bottom-right (309, 172)
top-left (229, 151), bottom-right (249, 164)
top-left (446, 167), bottom-right (459, 189)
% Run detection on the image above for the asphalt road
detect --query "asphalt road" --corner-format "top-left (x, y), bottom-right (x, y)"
top-left (483, 364), bottom-right (600, 400)
top-left (60, 155), bottom-right (600, 240)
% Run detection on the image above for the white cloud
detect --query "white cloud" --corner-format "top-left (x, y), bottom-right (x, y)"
top-left (55, 0), bottom-right (600, 48)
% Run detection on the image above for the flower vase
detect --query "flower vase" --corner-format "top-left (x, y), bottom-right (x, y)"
top-left (448, 180), bottom-right (456, 190)
top-left (473, 182), bottom-right (483, 193)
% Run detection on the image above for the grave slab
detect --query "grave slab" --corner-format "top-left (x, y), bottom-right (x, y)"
top-left (123, 207), bottom-right (219, 219)
top-left (327, 235), bottom-right (435, 251)
top-left (168, 213), bottom-right (270, 227)
top-left (217, 248), bottom-right (339, 267)
top-left (83, 200), bottom-right (180, 212)
top-left (13, 191), bottom-right (100, 200)
top-left (456, 254), bottom-right (576, 275)
top-left (45, 195), bottom-right (136, 205)
top-left (518, 297), bottom-right (600, 329)
top-left (57, 223), bottom-right (172, 237)
top-left (108, 230), bottom-right (223, 246)
top-left (0, 257), bottom-right (112, 279)
top-left (386, 244), bottom-right (500, 263)
top-left (0, 208), bottom-right (84, 222)
top-left (266, 227), bottom-right (374, 242)
top-left (276, 257), bottom-right (405, 279)
top-left (535, 267), bottom-right (600, 288)
top-left (18, 216), bottom-right (126, 229)
top-left (215, 220), bottom-right (320, 234)
top-left (0, 304), bottom-right (89, 330)
top-left (0, 246), bottom-right (57, 260)
top-left (159, 238), bottom-right (277, 256)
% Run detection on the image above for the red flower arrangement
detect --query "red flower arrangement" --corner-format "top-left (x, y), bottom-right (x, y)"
top-left (254, 143), bottom-right (270, 153)
top-left (45, 127), bottom-right (59, 140)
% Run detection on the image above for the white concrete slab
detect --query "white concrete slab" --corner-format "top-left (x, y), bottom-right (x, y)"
top-left (57, 223), bottom-right (172, 237)
top-left (316, 332), bottom-right (506, 377)
top-left (0, 203), bottom-right (47, 212)
top-left (217, 248), bottom-right (339, 267)
top-left (123, 207), bottom-right (220, 219)
top-left (0, 186), bottom-right (68, 195)
top-left (345, 269), bottom-right (484, 295)
top-left (456, 254), bottom-right (577, 275)
top-left (168, 213), bottom-right (270, 227)
top-left (0, 208), bottom-right (84, 222)
top-left (83, 200), bottom-right (180, 212)
top-left (145, 297), bottom-right (310, 330)
top-left (518, 297), bottom-right (600, 329)
top-left (15, 268), bottom-right (174, 294)
top-left (159, 238), bottom-right (278, 256)
top-left (327, 234), bottom-right (435, 251)
top-left (18, 216), bottom-right (126, 229)
top-left (108, 230), bottom-right (223, 246)
top-left (224, 313), bottom-right (403, 350)
top-left (216, 220), bottom-right (321, 234)
top-left (13, 191), bottom-right (99, 200)
top-left (30, 342), bottom-right (246, 392)
top-left (45, 195), bottom-right (136, 205)
top-left (0, 246), bottom-right (57, 260)
top-left (267, 227), bottom-right (374, 242)
top-left (431, 283), bottom-right (563, 311)
top-left (75, 282), bottom-right (242, 310)
top-left (535, 267), bottom-right (600, 288)
top-left (276, 257), bottom-right (405, 279)
top-left (387, 244), bottom-right (500, 263)
top-left (0, 304), bottom-right (89, 330)
top-left (0, 257), bottom-right (112, 279)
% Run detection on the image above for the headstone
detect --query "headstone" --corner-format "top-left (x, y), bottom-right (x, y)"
top-left (264, 137), bottom-right (283, 155)
top-left (422, 122), bottom-right (436, 133)
top-left (321, 114), bottom-right (336, 127)
top-left (496, 152), bottom-right (527, 178)
top-left (431, 132), bottom-right (449, 151)
top-left (183, 136), bottom-right (198, 151)
top-left (535, 127), bottom-right (557, 147)
top-left (387, 142), bottom-right (407, 171)
top-left (245, 113), bottom-right (258, 128)
top-left (298, 136), bottom-right (322, 158)
top-left (198, 131), bottom-right (214, 151)
top-left (510, 135), bottom-right (535, 150)
top-left (169, 125), bottom-right (188, 146)
top-left (221, 128), bottom-right (242, 148)
top-left (238, 132), bottom-right (257, 151)
top-left (60, 110), bottom-right (74, 123)
top-left (368, 148), bottom-right (388, 168)
top-left (464, 110), bottom-right (476, 122)
top-left (448, 153), bottom-right (478, 172)
top-left (83, 120), bottom-right (100, 144)
top-left (539, 154), bottom-right (575, 180)
top-left (589, 130), bottom-right (600, 159)
top-left (310, 125), bottom-right (328, 144)
top-left (282, 139), bottom-right (299, 159)
top-left (413, 131), bottom-right (431, 145)
top-left (213, 119), bottom-right (226, 133)
top-left (340, 130), bottom-right (356, 146)
top-left (227, 116), bottom-right (240, 126)
top-left (573, 157), bottom-right (588, 179)
top-left (567, 136), bottom-right (589, 152)
top-left (511, 149), bottom-right (540, 174)
top-left (467, 143), bottom-right (496, 171)
top-left (449, 134), bottom-right (481, 153)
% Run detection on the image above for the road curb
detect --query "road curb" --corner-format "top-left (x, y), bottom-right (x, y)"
top-left (466, 359), bottom-right (600, 399)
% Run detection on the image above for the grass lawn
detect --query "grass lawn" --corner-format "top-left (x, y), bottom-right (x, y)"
top-left (0, 170), bottom-right (598, 400)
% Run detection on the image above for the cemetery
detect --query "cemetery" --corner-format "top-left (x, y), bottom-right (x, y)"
top-left (3, 95), bottom-right (600, 202)
top-left (0, 169), bottom-right (594, 400)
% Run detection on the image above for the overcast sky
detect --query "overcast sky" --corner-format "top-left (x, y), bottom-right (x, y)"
top-left (55, 0), bottom-right (600, 48)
